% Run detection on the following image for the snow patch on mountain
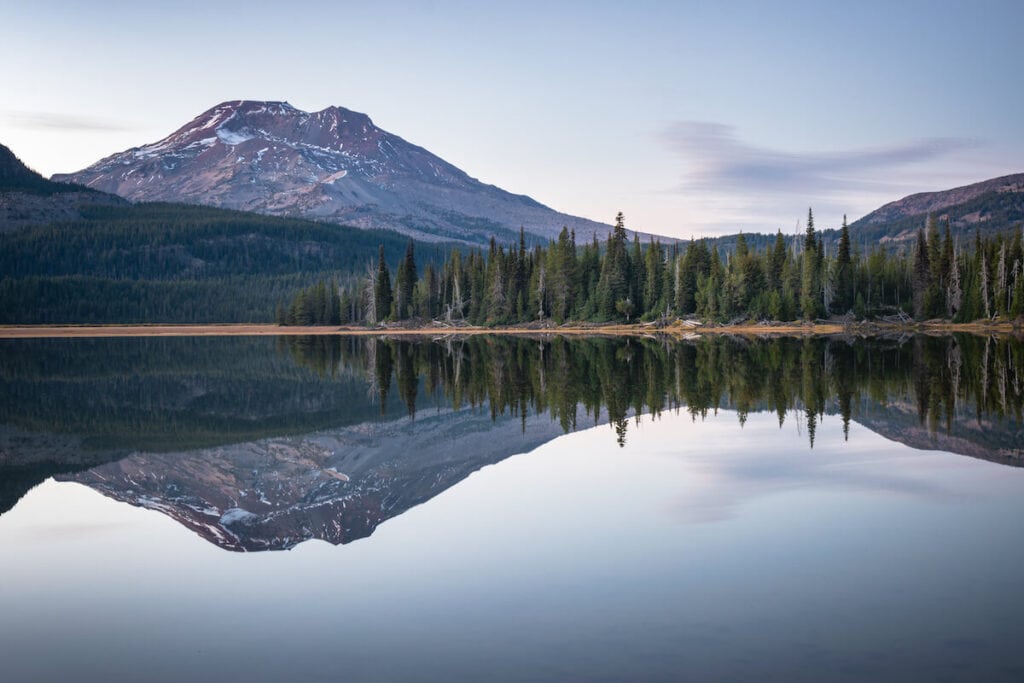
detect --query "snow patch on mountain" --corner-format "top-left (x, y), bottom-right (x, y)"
top-left (217, 128), bottom-right (256, 146)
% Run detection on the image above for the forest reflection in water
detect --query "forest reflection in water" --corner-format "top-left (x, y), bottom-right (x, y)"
top-left (282, 333), bottom-right (1024, 457)
top-left (1, 332), bottom-right (1021, 463)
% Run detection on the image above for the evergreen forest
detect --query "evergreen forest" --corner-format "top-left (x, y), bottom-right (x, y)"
top-left (0, 203), bottom-right (453, 323)
top-left (284, 210), bottom-right (1024, 326)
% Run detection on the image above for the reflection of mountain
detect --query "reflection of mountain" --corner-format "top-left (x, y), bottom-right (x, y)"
top-left (59, 405), bottom-right (586, 552)
top-left (0, 336), bottom-right (429, 513)
top-left (0, 426), bottom-right (119, 515)
top-left (3, 333), bottom-right (1023, 547)
top-left (853, 400), bottom-right (1024, 467)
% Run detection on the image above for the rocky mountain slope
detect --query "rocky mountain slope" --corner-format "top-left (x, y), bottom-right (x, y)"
top-left (848, 173), bottom-right (1024, 245)
top-left (54, 100), bottom-right (611, 245)
top-left (0, 143), bottom-right (124, 231)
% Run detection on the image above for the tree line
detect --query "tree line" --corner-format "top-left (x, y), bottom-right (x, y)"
top-left (283, 210), bottom-right (1024, 326)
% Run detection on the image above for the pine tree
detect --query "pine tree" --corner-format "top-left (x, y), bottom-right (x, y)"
top-left (801, 208), bottom-right (819, 320)
top-left (913, 228), bottom-right (931, 319)
top-left (394, 239), bottom-right (417, 319)
top-left (597, 212), bottom-right (630, 319)
top-left (642, 238), bottom-right (664, 318)
top-left (768, 230), bottom-right (787, 292)
top-left (374, 244), bottom-right (393, 322)
top-left (835, 215), bottom-right (852, 313)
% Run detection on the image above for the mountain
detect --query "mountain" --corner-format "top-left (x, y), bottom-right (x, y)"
top-left (848, 173), bottom-right (1024, 245)
top-left (54, 100), bottom-right (612, 245)
top-left (0, 143), bottom-right (124, 231)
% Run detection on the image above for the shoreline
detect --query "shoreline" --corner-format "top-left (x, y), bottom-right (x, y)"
top-left (0, 320), bottom-right (1020, 339)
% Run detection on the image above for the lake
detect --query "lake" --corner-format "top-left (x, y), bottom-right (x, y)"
top-left (1, 334), bottom-right (1023, 682)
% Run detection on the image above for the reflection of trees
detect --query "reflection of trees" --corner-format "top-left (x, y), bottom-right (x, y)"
top-left (284, 334), bottom-right (1024, 449)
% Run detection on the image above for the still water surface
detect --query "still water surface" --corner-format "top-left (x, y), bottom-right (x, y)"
top-left (0, 334), bottom-right (1022, 682)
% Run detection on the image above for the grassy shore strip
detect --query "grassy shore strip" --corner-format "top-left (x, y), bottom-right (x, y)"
top-left (0, 320), bottom-right (1020, 339)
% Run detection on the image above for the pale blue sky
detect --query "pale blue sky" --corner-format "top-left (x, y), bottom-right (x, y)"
top-left (1, 0), bottom-right (1021, 238)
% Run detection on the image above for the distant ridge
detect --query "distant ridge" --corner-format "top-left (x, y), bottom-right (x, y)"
top-left (0, 142), bottom-right (124, 230)
top-left (54, 100), bottom-right (613, 245)
top-left (0, 142), bottom-right (107, 196)
top-left (849, 173), bottom-right (1024, 244)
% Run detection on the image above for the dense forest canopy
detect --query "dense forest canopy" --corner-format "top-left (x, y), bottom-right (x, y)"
top-left (286, 211), bottom-right (1024, 326)
top-left (0, 202), bottom-right (456, 323)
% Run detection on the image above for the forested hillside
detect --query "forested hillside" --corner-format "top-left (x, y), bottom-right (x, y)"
top-left (1, 143), bottom-right (125, 231)
top-left (0, 202), bottom-right (452, 323)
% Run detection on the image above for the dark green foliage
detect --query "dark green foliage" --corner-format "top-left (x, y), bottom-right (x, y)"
top-left (913, 227), bottom-right (931, 318)
top-left (10, 195), bottom-right (1022, 326)
top-left (801, 208), bottom-right (821, 320)
top-left (0, 203), bottom-right (427, 280)
top-left (834, 216), bottom-right (853, 313)
top-left (0, 275), bottom-right (309, 324)
top-left (374, 245), bottom-right (393, 323)
top-left (0, 143), bottom-right (107, 197)
top-left (394, 240), bottom-right (417, 319)
top-left (0, 201), bottom-right (451, 323)
top-left (596, 212), bottom-right (631, 319)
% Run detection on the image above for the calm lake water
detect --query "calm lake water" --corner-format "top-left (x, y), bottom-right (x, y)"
top-left (1, 334), bottom-right (1023, 682)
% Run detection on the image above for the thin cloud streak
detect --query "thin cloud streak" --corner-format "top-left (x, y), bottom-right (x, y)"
top-left (660, 121), bottom-right (979, 234)
top-left (2, 111), bottom-right (132, 132)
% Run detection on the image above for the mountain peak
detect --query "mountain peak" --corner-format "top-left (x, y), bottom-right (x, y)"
top-left (53, 100), bottom-right (607, 244)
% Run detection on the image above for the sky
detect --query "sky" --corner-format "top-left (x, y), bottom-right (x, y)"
top-left (1, 0), bottom-right (1022, 239)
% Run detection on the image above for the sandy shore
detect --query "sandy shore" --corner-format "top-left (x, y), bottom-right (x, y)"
top-left (0, 320), bottom-right (1019, 339)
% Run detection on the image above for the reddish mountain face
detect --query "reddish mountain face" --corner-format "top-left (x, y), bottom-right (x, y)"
top-left (54, 100), bottom-right (609, 244)
top-left (857, 174), bottom-right (1024, 227)
top-left (848, 172), bottom-right (1024, 245)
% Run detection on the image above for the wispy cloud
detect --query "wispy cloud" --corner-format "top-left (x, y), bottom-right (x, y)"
top-left (660, 122), bottom-right (978, 233)
top-left (1, 110), bottom-right (132, 132)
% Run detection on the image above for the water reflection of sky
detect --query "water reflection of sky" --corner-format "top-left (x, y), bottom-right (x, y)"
top-left (1, 408), bottom-right (1023, 682)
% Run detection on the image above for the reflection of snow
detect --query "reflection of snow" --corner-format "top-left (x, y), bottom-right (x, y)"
top-left (220, 508), bottom-right (257, 526)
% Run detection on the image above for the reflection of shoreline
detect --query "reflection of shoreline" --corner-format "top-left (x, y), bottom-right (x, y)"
top-left (0, 322), bottom-right (1021, 339)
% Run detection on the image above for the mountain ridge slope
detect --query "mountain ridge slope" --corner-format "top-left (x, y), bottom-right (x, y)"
top-left (54, 100), bottom-right (612, 245)
top-left (848, 172), bottom-right (1024, 244)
